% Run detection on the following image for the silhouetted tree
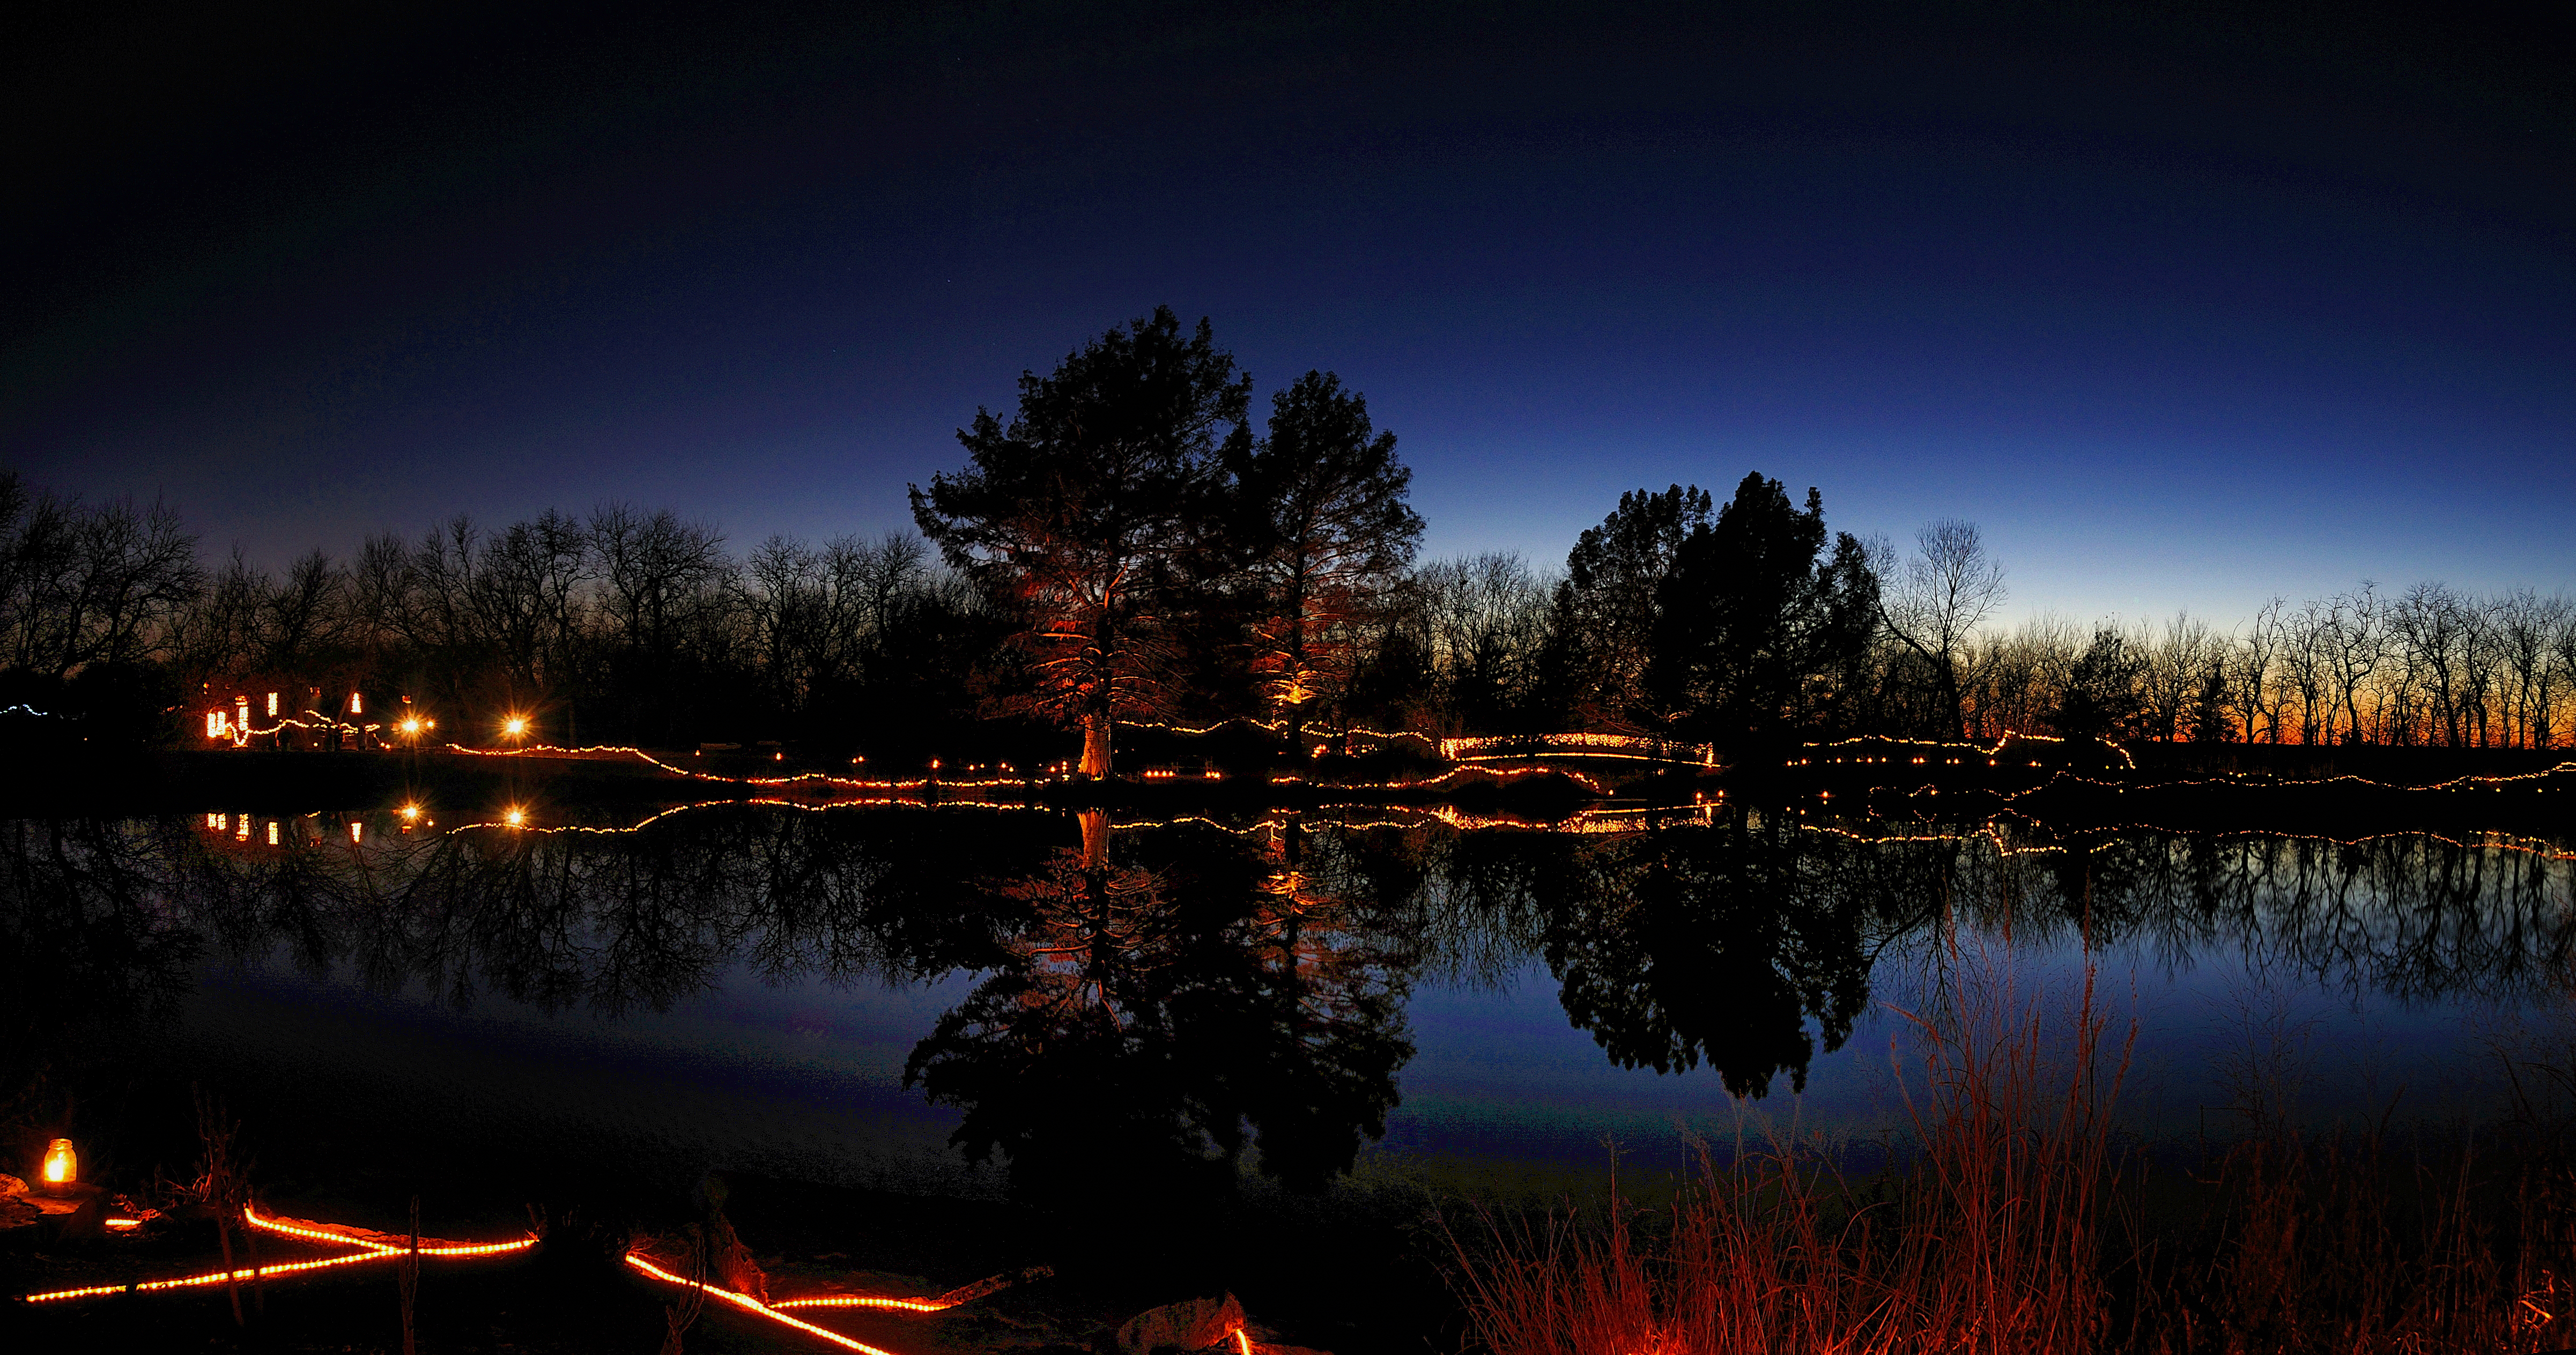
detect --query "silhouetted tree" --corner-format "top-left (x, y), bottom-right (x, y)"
top-left (911, 308), bottom-right (1251, 776)
top-left (2053, 627), bottom-right (2147, 742)
top-left (1644, 474), bottom-right (1880, 754)
top-left (1545, 815), bottom-right (1875, 1097)
top-left (904, 818), bottom-right (1409, 1203)
top-left (0, 475), bottom-right (201, 678)
top-left (1879, 518), bottom-right (2006, 741)
top-left (1545, 484), bottom-right (1712, 729)
top-left (1227, 371), bottom-right (1423, 755)
top-left (2188, 664), bottom-right (2232, 742)
top-left (1416, 552), bottom-right (1555, 733)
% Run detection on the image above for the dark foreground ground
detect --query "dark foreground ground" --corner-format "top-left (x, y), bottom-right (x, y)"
top-left (5, 1168), bottom-right (1454, 1355)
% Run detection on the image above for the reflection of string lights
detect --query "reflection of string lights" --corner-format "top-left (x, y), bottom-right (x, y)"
top-left (446, 743), bottom-right (1028, 791)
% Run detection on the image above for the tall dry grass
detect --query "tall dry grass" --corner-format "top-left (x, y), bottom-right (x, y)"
top-left (1446, 941), bottom-right (2576, 1355)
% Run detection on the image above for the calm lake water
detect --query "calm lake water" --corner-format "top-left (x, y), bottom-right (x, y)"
top-left (9, 804), bottom-right (2572, 1212)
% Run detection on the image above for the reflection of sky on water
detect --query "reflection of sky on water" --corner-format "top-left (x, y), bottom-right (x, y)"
top-left (175, 905), bottom-right (2538, 1194)
top-left (1386, 939), bottom-right (2518, 1173)
top-left (175, 950), bottom-right (1001, 1199)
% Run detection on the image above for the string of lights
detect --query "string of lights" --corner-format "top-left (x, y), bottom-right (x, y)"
top-left (621, 1253), bottom-right (912, 1355)
top-left (1440, 732), bottom-right (1721, 764)
top-left (443, 795), bottom-right (1044, 836)
top-left (440, 742), bottom-right (1053, 791)
top-left (1789, 731), bottom-right (2140, 771)
top-left (625, 1251), bottom-right (1248, 1355)
top-left (206, 711), bottom-right (385, 746)
top-left (18, 1205), bottom-right (537, 1305)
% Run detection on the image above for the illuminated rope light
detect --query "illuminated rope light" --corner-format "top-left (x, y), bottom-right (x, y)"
top-left (625, 1254), bottom-right (906, 1355)
top-left (444, 743), bottom-right (1043, 792)
top-left (19, 1207), bottom-right (534, 1305)
top-left (1441, 732), bottom-right (1719, 764)
top-left (209, 712), bottom-right (384, 746)
top-left (771, 1295), bottom-right (956, 1312)
top-left (1115, 715), bottom-right (1441, 749)
top-left (1795, 731), bottom-right (2139, 771)
top-left (446, 795), bottom-right (1043, 837)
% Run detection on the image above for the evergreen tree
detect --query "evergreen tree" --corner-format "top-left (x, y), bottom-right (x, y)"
top-left (911, 308), bottom-right (1251, 776)
top-left (1644, 473), bottom-right (1880, 755)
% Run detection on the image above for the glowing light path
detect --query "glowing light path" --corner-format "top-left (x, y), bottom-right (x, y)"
top-left (17, 1205), bottom-right (536, 1305)
top-left (23, 1202), bottom-right (1080, 1355)
top-left (626, 1253), bottom-right (1237, 1355)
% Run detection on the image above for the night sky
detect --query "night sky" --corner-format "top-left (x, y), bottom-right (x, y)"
top-left (8, 1), bottom-right (2571, 624)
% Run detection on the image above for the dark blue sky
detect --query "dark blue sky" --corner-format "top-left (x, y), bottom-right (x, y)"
top-left (8, 1), bottom-right (2570, 624)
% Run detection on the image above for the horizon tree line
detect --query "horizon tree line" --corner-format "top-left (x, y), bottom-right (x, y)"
top-left (6, 313), bottom-right (2573, 764)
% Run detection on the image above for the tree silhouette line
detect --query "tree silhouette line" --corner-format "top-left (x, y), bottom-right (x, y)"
top-left (6, 308), bottom-right (2572, 764)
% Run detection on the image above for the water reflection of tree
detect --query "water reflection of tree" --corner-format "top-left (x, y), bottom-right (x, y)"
top-left (1958, 826), bottom-right (2576, 1006)
top-left (5, 808), bottom-right (2565, 1188)
top-left (903, 813), bottom-right (1412, 1202)
top-left (0, 819), bottom-right (205, 1149)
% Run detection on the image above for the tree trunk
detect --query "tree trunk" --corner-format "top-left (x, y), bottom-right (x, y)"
top-left (1080, 711), bottom-right (1112, 779)
top-left (1078, 810), bottom-right (1109, 871)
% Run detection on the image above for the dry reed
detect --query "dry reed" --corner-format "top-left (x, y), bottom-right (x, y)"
top-left (1446, 939), bottom-right (2576, 1355)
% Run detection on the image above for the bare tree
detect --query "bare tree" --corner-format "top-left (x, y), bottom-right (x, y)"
top-left (2492, 589), bottom-right (2563, 748)
top-left (1418, 552), bottom-right (1554, 734)
top-left (2139, 611), bottom-right (2216, 742)
top-left (260, 548), bottom-right (349, 672)
top-left (2392, 582), bottom-right (2469, 747)
top-left (2551, 599), bottom-right (2576, 749)
top-left (2231, 598), bottom-right (2287, 743)
top-left (0, 482), bottom-right (201, 676)
top-left (592, 503), bottom-right (729, 659)
top-left (2322, 583), bottom-right (2386, 744)
top-left (2283, 600), bottom-right (2334, 745)
top-left (1879, 519), bottom-right (2007, 740)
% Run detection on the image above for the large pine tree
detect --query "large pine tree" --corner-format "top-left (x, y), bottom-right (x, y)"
top-left (911, 308), bottom-right (1250, 777)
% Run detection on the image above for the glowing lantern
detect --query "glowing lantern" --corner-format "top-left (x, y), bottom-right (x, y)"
top-left (399, 803), bottom-right (421, 821)
top-left (504, 807), bottom-right (526, 827)
top-left (502, 715), bottom-right (528, 739)
top-left (205, 712), bottom-right (225, 738)
top-left (267, 821), bottom-right (279, 846)
top-left (349, 820), bottom-right (364, 843)
top-left (40, 1138), bottom-right (74, 1189)
top-left (266, 692), bottom-right (279, 717)
top-left (349, 692), bottom-right (362, 715)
